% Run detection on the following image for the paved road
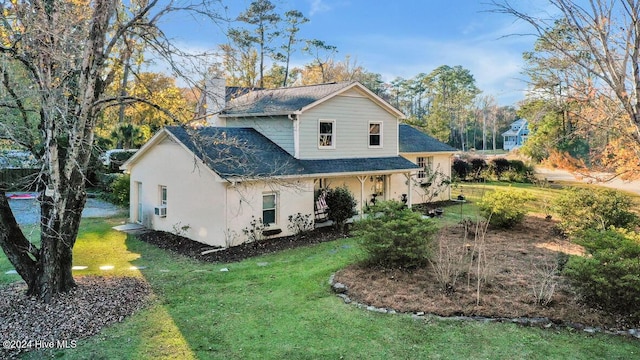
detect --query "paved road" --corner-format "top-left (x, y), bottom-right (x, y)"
top-left (535, 167), bottom-right (640, 195)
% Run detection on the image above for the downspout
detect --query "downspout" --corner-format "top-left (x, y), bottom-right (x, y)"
top-left (289, 113), bottom-right (300, 158)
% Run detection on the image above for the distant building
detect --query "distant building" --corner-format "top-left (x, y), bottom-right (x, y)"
top-left (502, 119), bottom-right (529, 151)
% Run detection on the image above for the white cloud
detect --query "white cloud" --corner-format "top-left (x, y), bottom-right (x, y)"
top-left (308, 0), bottom-right (332, 16)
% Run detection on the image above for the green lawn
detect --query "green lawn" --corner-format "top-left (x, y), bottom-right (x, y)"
top-left (1, 212), bottom-right (636, 359)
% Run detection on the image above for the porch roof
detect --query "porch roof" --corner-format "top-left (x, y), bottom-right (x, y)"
top-left (300, 157), bottom-right (419, 176)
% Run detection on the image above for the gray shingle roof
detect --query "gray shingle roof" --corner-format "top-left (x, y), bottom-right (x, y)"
top-left (399, 124), bottom-right (459, 153)
top-left (165, 126), bottom-right (419, 179)
top-left (221, 82), bottom-right (355, 116)
top-left (300, 157), bottom-right (419, 175)
top-left (166, 126), bottom-right (306, 178)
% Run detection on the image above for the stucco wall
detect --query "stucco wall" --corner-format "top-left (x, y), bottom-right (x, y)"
top-left (393, 153), bottom-right (454, 204)
top-left (297, 89), bottom-right (399, 159)
top-left (128, 136), bottom-right (228, 247)
top-left (225, 179), bottom-right (315, 245)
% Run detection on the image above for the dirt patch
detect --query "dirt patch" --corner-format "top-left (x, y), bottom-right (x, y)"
top-left (0, 276), bottom-right (152, 359)
top-left (136, 226), bottom-right (348, 263)
top-left (334, 215), bottom-right (639, 331)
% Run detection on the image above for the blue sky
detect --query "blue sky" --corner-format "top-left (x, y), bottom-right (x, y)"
top-left (159, 0), bottom-right (540, 106)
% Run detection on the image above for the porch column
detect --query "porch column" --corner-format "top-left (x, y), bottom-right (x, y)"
top-left (357, 175), bottom-right (368, 217)
top-left (404, 172), bottom-right (413, 208)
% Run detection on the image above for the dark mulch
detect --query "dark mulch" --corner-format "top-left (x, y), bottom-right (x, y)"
top-left (135, 225), bottom-right (349, 263)
top-left (0, 276), bottom-right (153, 359)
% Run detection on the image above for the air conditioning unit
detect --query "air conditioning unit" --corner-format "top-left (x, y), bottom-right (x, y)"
top-left (154, 206), bottom-right (167, 217)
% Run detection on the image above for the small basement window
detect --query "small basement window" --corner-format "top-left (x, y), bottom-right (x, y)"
top-left (262, 193), bottom-right (277, 226)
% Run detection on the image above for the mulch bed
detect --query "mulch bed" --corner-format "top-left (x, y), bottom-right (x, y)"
top-left (0, 276), bottom-right (152, 359)
top-left (135, 225), bottom-right (349, 263)
top-left (334, 215), bottom-right (640, 332)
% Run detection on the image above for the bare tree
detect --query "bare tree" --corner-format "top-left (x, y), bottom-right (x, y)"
top-left (492, 0), bottom-right (640, 163)
top-left (0, 0), bottom-right (223, 303)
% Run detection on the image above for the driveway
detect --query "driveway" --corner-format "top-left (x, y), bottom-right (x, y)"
top-left (8, 195), bottom-right (125, 225)
top-left (535, 167), bottom-right (640, 196)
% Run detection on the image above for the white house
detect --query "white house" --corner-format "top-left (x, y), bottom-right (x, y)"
top-left (502, 119), bottom-right (529, 151)
top-left (121, 81), bottom-right (458, 248)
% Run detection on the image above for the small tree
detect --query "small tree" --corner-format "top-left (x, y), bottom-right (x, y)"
top-left (354, 201), bottom-right (438, 268)
top-left (414, 165), bottom-right (451, 205)
top-left (324, 186), bottom-right (357, 232)
top-left (563, 228), bottom-right (640, 320)
top-left (478, 189), bottom-right (534, 228)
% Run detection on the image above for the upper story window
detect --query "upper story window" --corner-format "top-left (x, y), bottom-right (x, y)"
top-left (318, 119), bottom-right (335, 149)
top-left (416, 156), bottom-right (433, 179)
top-left (263, 193), bottom-right (277, 225)
top-left (369, 122), bottom-right (382, 147)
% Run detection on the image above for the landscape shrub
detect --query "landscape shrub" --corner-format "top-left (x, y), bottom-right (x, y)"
top-left (107, 174), bottom-right (130, 206)
top-left (354, 200), bottom-right (438, 268)
top-left (552, 187), bottom-right (639, 235)
top-left (507, 159), bottom-right (526, 173)
top-left (489, 157), bottom-right (510, 180)
top-left (324, 186), bottom-right (357, 231)
top-left (469, 157), bottom-right (487, 181)
top-left (477, 188), bottom-right (534, 228)
top-left (287, 213), bottom-right (314, 237)
top-left (452, 158), bottom-right (470, 180)
top-left (563, 228), bottom-right (640, 319)
top-left (99, 173), bottom-right (129, 206)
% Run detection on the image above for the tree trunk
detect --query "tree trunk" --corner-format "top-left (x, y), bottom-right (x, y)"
top-left (0, 184), bottom-right (86, 302)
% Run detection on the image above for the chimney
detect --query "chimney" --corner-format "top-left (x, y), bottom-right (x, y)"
top-left (200, 77), bottom-right (226, 126)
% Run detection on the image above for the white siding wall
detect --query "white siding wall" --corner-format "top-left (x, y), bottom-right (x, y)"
top-left (298, 89), bottom-right (399, 159)
top-left (225, 180), bottom-right (315, 245)
top-left (129, 136), bottom-right (228, 247)
top-left (225, 116), bottom-right (295, 155)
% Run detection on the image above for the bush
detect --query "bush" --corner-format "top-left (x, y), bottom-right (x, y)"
top-left (287, 213), bottom-right (314, 237)
top-left (452, 158), bottom-right (470, 180)
top-left (563, 228), bottom-right (640, 319)
top-left (107, 173), bottom-right (130, 206)
top-left (324, 186), bottom-right (357, 231)
top-left (477, 188), bottom-right (534, 228)
top-left (469, 157), bottom-right (487, 181)
top-left (553, 187), bottom-right (639, 235)
top-left (489, 157), bottom-right (510, 180)
top-left (354, 201), bottom-right (438, 268)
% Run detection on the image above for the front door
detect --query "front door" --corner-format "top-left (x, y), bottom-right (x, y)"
top-left (136, 182), bottom-right (143, 224)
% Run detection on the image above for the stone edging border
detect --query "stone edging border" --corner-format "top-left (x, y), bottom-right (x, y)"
top-left (329, 274), bottom-right (640, 339)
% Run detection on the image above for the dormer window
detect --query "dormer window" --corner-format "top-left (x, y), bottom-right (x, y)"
top-left (369, 121), bottom-right (383, 147)
top-left (318, 119), bottom-right (335, 149)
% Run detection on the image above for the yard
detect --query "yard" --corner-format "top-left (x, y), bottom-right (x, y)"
top-left (1, 181), bottom-right (639, 359)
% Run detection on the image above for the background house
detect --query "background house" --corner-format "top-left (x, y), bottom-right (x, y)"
top-left (502, 119), bottom-right (529, 151)
top-left (122, 81), bottom-right (457, 248)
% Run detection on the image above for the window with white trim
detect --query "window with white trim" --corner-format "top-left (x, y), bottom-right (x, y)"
top-left (262, 193), bottom-right (277, 226)
top-left (318, 120), bottom-right (335, 149)
top-left (159, 185), bottom-right (167, 206)
top-left (417, 156), bottom-right (433, 179)
top-left (369, 121), bottom-right (382, 147)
